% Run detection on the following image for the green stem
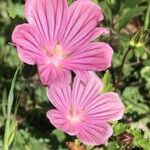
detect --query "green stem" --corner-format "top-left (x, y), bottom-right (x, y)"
top-left (144, 0), bottom-right (150, 30)
top-left (3, 121), bottom-right (9, 150)
top-left (3, 64), bottom-right (20, 150)
top-left (116, 47), bottom-right (132, 87)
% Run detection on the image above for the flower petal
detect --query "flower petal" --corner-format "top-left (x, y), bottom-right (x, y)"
top-left (72, 72), bottom-right (103, 107)
top-left (47, 81), bottom-right (71, 111)
top-left (76, 120), bottom-right (112, 145)
top-left (25, 0), bottom-right (68, 43)
top-left (91, 27), bottom-right (110, 41)
top-left (38, 63), bottom-right (71, 86)
top-left (47, 109), bottom-right (76, 135)
top-left (85, 92), bottom-right (125, 121)
top-left (73, 70), bottom-right (91, 84)
top-left (12, 24), bottom-right (43, 65)
top-left (63, 42), bottom-right (113, 72)
top-left (61, 0), bottom-right (103, 53)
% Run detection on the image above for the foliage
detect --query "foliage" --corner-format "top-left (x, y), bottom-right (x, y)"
top-left (0, 0), bottom-right (150, 149)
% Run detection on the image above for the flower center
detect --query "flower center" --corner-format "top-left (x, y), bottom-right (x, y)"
top-left (66, 107), bottom-right (82, 124)
top-left (43, 44), bottom-right (64, 67)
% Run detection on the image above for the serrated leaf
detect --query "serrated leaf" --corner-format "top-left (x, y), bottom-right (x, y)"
top-left (8, 9), bottom-right (17, 19)
top-left (7, 4), bottom-right (24, 19)
top-left (102, 70), bottom-right (114, 93)
top-left (112, 122), bottom-right (129, 136)
top-left (107, 141), bottom-right (120, 150)
top-left (131, 129), bottom-right (150, 149)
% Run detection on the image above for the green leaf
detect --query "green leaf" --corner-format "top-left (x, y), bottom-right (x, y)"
top-left (116, 6), bottom-right (146, 30)
top-left (8, 9), bottom-right (16, 19)
top-left (112, 122), bottom-right (129, 136)
top-left (7, 4), bottom-right (24, 19)
top-left (7, 65), bottom-right (20, 121)
top-left (8, 120), bottom-right (18, 146)
top-left (4, 64), bottom-right (20, 150)
top-left (140, 66), bottom-right (150, 81)
top-left (123, 64), bottom-right (134, 77)
top-left (132, 129), bottom-right (150, 149)
top-left (93, 0), bottom-right (99, 4)
top-left (35, 86), bottom-right (48, 105)
top-left (67, 0), bottom-right (73, 4)
top-left (113, 53), bottom-right (123, 67)
top-left (122, 0), bottom-right (142, 9)
top-left (107, 141), bottom-right (120, 150)
top-left (122, 87), bottom-right (149, 114)
top-left (52, 130), bottom-right (66, 142)
top-left (13, 129), bottom-right (50, 150)
top-left (134, 46), bottom-right (147, 58)
top-left (30, 139), bottom-right (47, 150)
top-left (100, 1), bottom-right (112, 20)
top-left (102, 70), bottom-right (114, 93)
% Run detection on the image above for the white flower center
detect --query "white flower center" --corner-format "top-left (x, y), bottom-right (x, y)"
top-left (43, 44), bottom-right (64, 67)
top-left (66, 107), bottom-right (83, 124)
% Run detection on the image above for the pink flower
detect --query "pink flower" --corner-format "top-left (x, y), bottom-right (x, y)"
top-left (12, 0), bottom-right (113, 86)
top-left (46, 72), bottom-right (125, 145)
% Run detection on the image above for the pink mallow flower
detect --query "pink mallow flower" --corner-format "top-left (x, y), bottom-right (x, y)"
top-left (46, 72), bottom-right (125, 145)
top-left (12, 0), bottom-right (113, 86)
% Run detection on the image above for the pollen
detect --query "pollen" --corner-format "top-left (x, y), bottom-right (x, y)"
top-left (55, 44), bottom-right (63, 57)
top-left (43, 44), bottom-right (64, 67)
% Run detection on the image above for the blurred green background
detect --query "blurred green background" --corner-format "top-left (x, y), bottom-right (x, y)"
top-left (0, 0), bottom-right (150, 149)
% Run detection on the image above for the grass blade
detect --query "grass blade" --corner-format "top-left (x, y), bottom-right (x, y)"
top-left (3, 64), bottom-right (20, 150)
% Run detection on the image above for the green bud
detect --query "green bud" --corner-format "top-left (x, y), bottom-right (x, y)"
top-left (129, 28), bottom-right (149, 48)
